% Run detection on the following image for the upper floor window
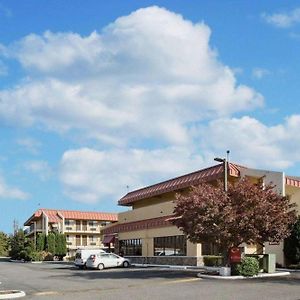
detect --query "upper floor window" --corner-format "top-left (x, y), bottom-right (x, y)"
top-left (100, 221), bottom-right (110, 226)
top-left (65, 220), bottom-right (73, 226)
top-left (88, 220), bottom-right (98, 227)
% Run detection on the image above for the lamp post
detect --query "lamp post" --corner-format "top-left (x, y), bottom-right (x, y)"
top-left (214, 150), bottom-right (230, 192)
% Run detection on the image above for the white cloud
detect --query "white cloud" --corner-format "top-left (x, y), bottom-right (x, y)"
top-left (0, 175), bottom-right (29, 200)
top-left (262, 8), bottom-right (300, 28)
top-left (23, 160), bottom-right (52, 181)
top-left (59, 147), bottom-right (204, 203)
top-left (16, 137), bottom-right (41, 154)
top-left (59, 113), bottom-right (300, 204)
top-left (252, 67), bottom-right (270, 79)
top-left (0, 6), bottom-right (263, 146)
top-left (197, 115), bottom-right (300, 169)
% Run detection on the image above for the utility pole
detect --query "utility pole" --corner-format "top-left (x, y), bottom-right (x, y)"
top-left (214, 150), bottom-right (230, 192)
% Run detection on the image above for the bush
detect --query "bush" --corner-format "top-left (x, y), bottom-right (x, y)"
top-left (30, 251), bottom-right (44, 261)
top-left (287, 264), bottom-right (300, 269)
top-left (203, 255), bottom-right (223, 267)
top-left (67, 256), bottom-right (75, 262)
top-left (237, 257), bottom-right (260, 277)
top-left (284, 217), bottom-right (300, 265)
top-left (42, 251), bottom-right (54, 261)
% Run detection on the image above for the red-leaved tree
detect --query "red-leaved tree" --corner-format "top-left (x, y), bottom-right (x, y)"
top-left (172, 178), bottom-right (297, 264)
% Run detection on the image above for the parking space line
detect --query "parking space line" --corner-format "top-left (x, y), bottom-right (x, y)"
top-left (34, 291), bottom-right (60, 296)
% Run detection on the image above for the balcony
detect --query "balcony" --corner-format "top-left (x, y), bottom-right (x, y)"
top-left (64, 227), bottom-right (100, 233)
top-left (24, 226), bottom-right (44, 236)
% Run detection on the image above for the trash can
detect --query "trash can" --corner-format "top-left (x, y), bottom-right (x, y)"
top-left (263, 254), bottom-right (276, 273)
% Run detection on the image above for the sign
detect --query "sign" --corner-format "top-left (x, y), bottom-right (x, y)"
top-left (229, 247), bottom-right (241, 263)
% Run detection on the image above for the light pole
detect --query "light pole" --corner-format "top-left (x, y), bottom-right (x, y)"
top-left (214, 150), bottom-right (230, 192)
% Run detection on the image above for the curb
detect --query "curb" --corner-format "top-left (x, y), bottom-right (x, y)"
top-left (132, 263), bottom-right (204, 270)
top-left (277, 268), bottom-right (300, 273)
top-left (197, 271), bottom-right (290, 280)
top-left (0, 290), bottom-right (26, 299)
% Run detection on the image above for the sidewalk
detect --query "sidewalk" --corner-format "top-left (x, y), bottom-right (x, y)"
top-left (131, 263), bottom-right (292, 279)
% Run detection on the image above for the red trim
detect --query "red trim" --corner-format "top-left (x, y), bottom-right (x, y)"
top-left (286, 177), bottom-right (300, 187)
top-left (102, 215), bottom-right (173, 235)
top-left (119, 163), bottom-right (242, 206)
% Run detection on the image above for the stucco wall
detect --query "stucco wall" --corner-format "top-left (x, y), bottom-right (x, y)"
top-left (286, 185), bottom-right (300, 214)
top-left (240, 167), bottom-right (285, 195)
top-left (118, 199), bottom-right (175, 224)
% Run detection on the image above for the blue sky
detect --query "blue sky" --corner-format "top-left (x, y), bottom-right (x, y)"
top-left (1, 0), bottom-right (300, 233)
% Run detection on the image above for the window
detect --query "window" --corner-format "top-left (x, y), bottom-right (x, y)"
top-left (66, 235), bottom-right (72, 246)
top-left (100, 221), bottom-right (110, 226)
top-left (201, 242), bottom-right (220, 256)
top-left (119, 239), bottom-right (142, 256)
top-left (154, 235), bottom-right (186, 256)
top-left (65, 220), bottom-right (73, 226)
top-left (89, 235), bottom-right (96, 245)
top-left (89, 220), bottom-right (98, 227)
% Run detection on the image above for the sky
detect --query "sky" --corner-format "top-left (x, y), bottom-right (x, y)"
top-left (1, 0), bottom-right (300, 233)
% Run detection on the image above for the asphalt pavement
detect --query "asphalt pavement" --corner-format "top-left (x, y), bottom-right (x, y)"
top-left (0, 259), bottom-right (299, 300)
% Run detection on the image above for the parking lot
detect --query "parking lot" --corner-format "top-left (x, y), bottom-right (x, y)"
top-left (0, 260), bottom-right (300, 300)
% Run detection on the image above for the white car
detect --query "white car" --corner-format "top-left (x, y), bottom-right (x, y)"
top-left (86, 253), bottom-right (130, 270)
top-left (74, 249), bottom-right (106, 269)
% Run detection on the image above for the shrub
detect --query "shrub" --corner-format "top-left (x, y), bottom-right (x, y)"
top-left (42, 251), bottom-right (54, 261)
top-left (30, 251), bottom-right (44, 261)
top-left (203, 255), bottom-right (223, 267)
top-left (284, 217), bottom-right (300, 265)
top-left (237, 257), bottom-right (260, 277)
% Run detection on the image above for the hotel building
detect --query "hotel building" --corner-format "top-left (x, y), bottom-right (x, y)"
top-left (24, 208), bottom-right (118, 256)
top-left (102, 163), bottom-right (300, 266)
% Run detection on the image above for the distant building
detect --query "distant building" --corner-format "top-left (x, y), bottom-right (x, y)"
top-left (24, 209), bottom-right (118, 256)
top-left (102, 163), bottom-right (300, 267)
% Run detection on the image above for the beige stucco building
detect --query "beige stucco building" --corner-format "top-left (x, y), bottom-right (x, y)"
top-left (24, 208), bottom-right (118, 256)
top-left (102, 163), bottom-right (300, 266)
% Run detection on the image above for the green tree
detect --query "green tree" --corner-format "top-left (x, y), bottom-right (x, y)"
top-left (46, 232), bottom-right (56, 255)
top-left (0, 231), bottom-right (9, 256)
top-left (9, 229), bottom-right (33, 261)
top-left (36, 233), bottom-right (46, 251)
top-left (173, 178), bottom-right (297, 265)
top-left (55, 233), bottom-right (67, 258)
top-left (284, 216), bottom-right (300, 265)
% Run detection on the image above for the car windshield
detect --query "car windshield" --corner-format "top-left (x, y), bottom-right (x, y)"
top-left (75, 253), bottom-right (81, 259)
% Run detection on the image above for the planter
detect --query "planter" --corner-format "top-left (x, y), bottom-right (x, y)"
top-left (219, 267), bottom-right (231, 276)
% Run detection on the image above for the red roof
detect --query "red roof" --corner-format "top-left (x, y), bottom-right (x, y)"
top-left (24, 208), bottom-right (118, 226)
top-left (118, 163), bottom-right (241, 206)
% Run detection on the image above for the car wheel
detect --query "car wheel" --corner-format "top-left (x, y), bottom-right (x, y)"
top-left (97, 263), bottom-right (104, 270)
top-left (123, 261), bottom-right (130, 268)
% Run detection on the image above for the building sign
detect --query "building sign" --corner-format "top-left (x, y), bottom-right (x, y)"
top-left (229, 247), bottom-right (241, 263)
